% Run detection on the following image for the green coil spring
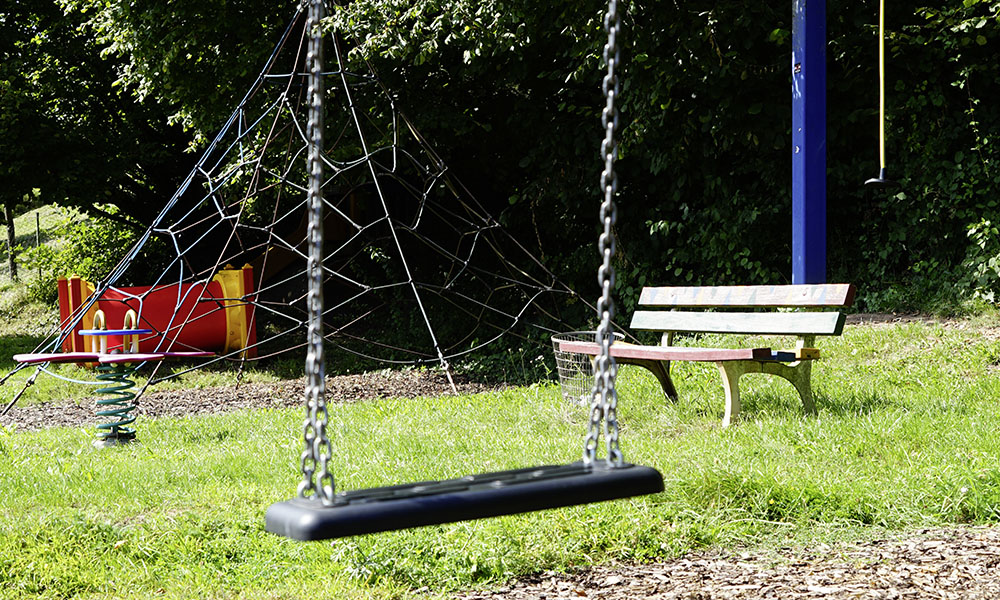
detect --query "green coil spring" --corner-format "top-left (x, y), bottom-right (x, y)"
top-left (94, 363), bottom-right (138, 444)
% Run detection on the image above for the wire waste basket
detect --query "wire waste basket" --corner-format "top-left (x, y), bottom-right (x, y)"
top-left (551, 331), bottom-right (624, 404)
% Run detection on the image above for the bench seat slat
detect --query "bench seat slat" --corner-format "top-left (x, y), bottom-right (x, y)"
top-left (558, 340), bottom-right (778, 362)
top-left (638, 284), bottom-right (855, 308)
top-left (630, 310), bottom-right (846, 336)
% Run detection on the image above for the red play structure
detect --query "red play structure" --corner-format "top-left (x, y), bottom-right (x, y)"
top-left (57, 265), bottom-right (257, 358)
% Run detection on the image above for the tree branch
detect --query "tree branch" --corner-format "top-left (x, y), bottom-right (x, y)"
top-left (85, 205), bottom-right (144, 230)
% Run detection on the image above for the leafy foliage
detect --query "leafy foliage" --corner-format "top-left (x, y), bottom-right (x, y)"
top-left (327, 0), bottom-right (1000, 313)
top-left (328, 0), bottom-right (609, 305)
top-left (10, 0), bottom-right (1000, 316)
top-left (19, 213), bottom-right (169, 302)
top-left (829, 1), bottom-right (1000, 310)
top-left (59, 0), bottom-right (295, 136)
top-left (0, 1), bottom-right (193, 227)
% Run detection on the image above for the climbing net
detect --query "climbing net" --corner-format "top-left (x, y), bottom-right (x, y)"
top-left (9, 3), bottom-right (582, 393)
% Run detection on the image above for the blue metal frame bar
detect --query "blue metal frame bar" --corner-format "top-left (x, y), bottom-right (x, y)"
top-left (791, 0), bottom-right (827, 284)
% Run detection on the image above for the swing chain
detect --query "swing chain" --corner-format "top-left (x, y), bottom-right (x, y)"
top-left (298, 0), bottom-right (336, 504)
top-left (583, 0), bottom-right (623, 468)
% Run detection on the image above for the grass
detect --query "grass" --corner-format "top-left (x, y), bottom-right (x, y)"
top-left (0, 206), bottom-right (289, 405)
top-left (0, 205), bottom-right (74, 345)
top-left (0, 203), bottom-right (82, 282)
top-left (2, 317), bottom-right (1000, 598)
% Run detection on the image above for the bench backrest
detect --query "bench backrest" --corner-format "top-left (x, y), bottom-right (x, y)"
top-left (637, 284), bottom-right (855, 308)
top-left (630, 284), bottom-right (855, 337)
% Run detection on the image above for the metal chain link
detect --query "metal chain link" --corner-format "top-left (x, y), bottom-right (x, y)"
top-left (583, 0), bottom-right (624, 468)
top-left (298, 0), bottom-right (335, 503)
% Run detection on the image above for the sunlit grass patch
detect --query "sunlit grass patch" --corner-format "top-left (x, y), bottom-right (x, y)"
top-left (2, 319), bottom-right (1000, 598)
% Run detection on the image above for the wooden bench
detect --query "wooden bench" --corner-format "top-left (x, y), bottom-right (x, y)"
top-left (559, 283), bottom-right (855, 426)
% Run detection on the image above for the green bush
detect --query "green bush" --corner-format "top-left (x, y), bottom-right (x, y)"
top-left (18, 213), bottom-right (163, 302)
top-left (328, 0), bottom-right (1000, 314)
top-left (27, 1), bottom-right (1000, 316)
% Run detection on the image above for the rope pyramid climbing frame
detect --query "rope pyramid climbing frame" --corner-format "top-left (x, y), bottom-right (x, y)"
top-left (1, 0), bottom-right (584, 407)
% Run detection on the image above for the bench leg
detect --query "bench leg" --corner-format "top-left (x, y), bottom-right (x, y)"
top-left (615, 358), bottom-right (679, 402)
top-left (716, 361), bottom-right (753, 427)
top-left (760, 360), bottom-right (816, 415)
top-left (716, 360), bottom-right (816, 426)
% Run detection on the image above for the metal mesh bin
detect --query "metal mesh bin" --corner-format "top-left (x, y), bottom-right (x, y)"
top-left (551, 331), bottom-right (624, 404)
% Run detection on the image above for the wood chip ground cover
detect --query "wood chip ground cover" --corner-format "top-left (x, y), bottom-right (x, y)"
top-left (454, 528), bottom-right (1000, 599)
top-left (0, 369), bottom-right (500, 432)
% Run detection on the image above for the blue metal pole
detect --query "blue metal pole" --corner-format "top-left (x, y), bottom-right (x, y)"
top-left (791, 0), bottom-right (827, 284)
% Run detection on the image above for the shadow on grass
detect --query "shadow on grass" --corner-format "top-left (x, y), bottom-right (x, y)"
top-left (0, 334), bottom-right (49, 370)
top-left (0, 330), bottom-right (550, 389)
top-left (734, 391), bottom-right (806, 421)
top-left (702, 389), bottom-right (896, 423)
top-left (814, 390), bottom-right (896, 417)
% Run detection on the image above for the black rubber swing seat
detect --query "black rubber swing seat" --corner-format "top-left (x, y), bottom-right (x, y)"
top-left (265, 460), bottom-right (664, 540)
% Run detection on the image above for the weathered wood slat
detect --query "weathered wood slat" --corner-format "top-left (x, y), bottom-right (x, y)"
top-left (558, 341), bottom-right (776, 362)
top-left (638, 284), bottom-right (855, 308)
top-left (630, 310), bottom-right (846, 336)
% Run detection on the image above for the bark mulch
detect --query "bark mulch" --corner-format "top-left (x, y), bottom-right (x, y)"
top-left (454, 527), bottom-right (1000, 600)
top-left (0, 369), bottom-right (500, 432)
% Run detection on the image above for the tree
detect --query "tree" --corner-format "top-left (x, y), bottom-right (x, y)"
top-left (14, 0), bottom-right (1000, 309)
top-left (0, 3), bottom-right (69, 278)
top-left (60, 0), bottom-right (296, 138)
top-left (1, 1), bottom-right (192, 233)
top-left (327, 0), bottom-right (1000, 309)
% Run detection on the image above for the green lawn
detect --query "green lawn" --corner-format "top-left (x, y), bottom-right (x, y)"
top-left (2, 317), bottom-right (1000, 599)
top-left (0, 203), bottom-right (81, 282)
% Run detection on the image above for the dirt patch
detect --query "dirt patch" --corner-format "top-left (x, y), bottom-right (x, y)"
top-left (0, 369), bottom-right (501, 432)
top-left (846, 313), bottom-right (942, 326)
top-left (455, 527), bottom-right (1000, 600)
top-left (846, 313), bottom-right (1000, 341)
top-left (2, 313), bottom-right (992, 433)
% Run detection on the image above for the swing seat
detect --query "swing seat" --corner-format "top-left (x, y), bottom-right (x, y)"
top-left (265, 461), bottom-right (664, 540)
top-left (865, 168), bottom-right (897, 189)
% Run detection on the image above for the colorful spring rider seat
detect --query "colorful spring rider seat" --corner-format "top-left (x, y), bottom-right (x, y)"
top-left (14, 309), bottom-right (213, 447)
